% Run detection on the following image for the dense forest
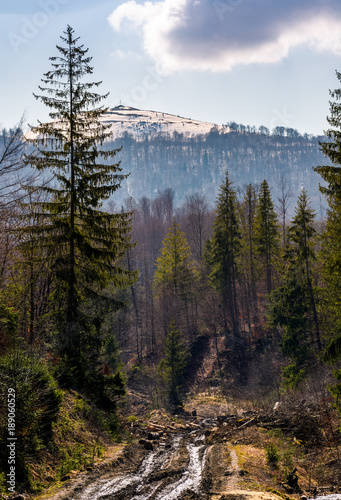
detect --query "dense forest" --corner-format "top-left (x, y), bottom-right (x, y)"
top-left (0, 26), bottom-right (341, 495)
top-left (107, 124), bottom-right (330, 214)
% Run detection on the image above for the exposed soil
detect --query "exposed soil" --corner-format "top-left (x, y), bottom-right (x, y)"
top-left (29, 395), bottom-right (341, 500)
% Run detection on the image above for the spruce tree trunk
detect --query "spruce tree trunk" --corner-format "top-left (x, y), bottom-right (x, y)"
top-left (29, 258), bottom-right (35, 345)
top-left (231, 261), bottom-right (240, 337)
top-left (67, 34), bottom-right (78, 356)
top-left (305, 256), bottom-right (321, 351)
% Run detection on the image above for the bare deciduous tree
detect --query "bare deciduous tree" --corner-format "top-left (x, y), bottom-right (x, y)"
top-left (276, 174), bottom-right (293, 247)
top-left (0, 118), bottom-right (37, 210)
top-left (0, 117), bottom-right (37, 291)
top-left (182, 192), bottom-right (210, 261)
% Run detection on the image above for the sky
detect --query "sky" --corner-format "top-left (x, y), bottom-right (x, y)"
top-left (1, 0), bottom-right (341, 135)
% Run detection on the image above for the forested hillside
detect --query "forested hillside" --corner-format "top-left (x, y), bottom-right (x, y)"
top-left (1, 25), bottom-right (341, 497)
top-left (108, 127), bottom-right (330, 213)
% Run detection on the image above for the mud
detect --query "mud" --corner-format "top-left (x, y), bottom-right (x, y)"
top-left (34, 415), bottom-right (282, 500)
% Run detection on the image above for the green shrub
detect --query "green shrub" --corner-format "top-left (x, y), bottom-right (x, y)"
top-left (282, 363), bottom-right (307, 390)
top-left (0, 350), bottom-right (62, 487)
top-left (0, 472), bottom-right (6, 494)
top-left (265, 442), bottom-right (280, 466)
top-left (0, 300), bottom-right (19, 351)
top-left (57, 441), bottom-right (104, 479)
top-left (282, 447), bottom-right (294, 472)
top-left (73, 397), bottom-right (91, 416)
top-left (58, 444), bottom-right (85, 478)
top-left (131, 365), bottom-right (141, 374)
top-left (105, 412), bottom-right (121, 436)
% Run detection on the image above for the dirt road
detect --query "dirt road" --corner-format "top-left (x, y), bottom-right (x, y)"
top-left (35, 413), bottom-right (282, 500)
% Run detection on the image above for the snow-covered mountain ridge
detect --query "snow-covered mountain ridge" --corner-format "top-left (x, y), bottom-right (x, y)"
top-left (100, 105), bottom-right (229, 139)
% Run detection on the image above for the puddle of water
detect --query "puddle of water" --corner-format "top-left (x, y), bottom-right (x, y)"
top-left (80, 451), bottom-right (160, 499)
top-left (153, 443), bottom-right (207, 500)
top-left (309, 496), bottom-right (341, 500)
top-left (131, 482), bottom-right (162, 500)
top-left (80, 435), bottom-right (183, 500)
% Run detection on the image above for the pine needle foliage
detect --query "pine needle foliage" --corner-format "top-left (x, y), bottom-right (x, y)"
top-left (205, 170), bottom-right (241, 338)
top-left (23, 26), bottom-right (135, 381)
top-left (158, 320), bottom-right (187, 408)
top-left (269, 190), bottom-right (320, 388)
top-left (238, 183), bottom-right (259, 310)
top-left (154, 218), bottom-right (197, 299)
top-left (288, 189), bottom-right (321, 351)
top-left (254, 179), bottom-right (280, 293)
top-left (314, 69), bottom-right (341, 365)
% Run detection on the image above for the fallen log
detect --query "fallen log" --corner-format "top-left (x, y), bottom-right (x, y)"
top-left (147, 423), bottom-right (164, 431)
top-left (236, 417), bottom-right (256, 430)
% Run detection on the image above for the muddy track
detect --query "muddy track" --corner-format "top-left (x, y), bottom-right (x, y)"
top-left (65, 432), bottom-right (208, 500)
top-left (37, 415), bottom-right (283, 500)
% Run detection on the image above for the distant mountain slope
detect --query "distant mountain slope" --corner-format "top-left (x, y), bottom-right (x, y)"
top-left (25, 106), bottom-right (329, 213)
top-left (104, 112), bottom-right (329, 214)
top-left (100, 105), bottom-right (229, 139)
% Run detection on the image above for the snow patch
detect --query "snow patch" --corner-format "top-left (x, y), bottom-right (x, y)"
top-left (100, 106), bottom-right (229, 140)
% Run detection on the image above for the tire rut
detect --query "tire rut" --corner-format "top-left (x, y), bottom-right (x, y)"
top-left (72, 433), bottom-right (208, 500)
top-left (226, 444), bottom-right (240, 489)
top-left (35, 413), bottom-right (258, 500)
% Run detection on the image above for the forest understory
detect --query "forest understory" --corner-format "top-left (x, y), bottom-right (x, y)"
top-left (2, 26), bottom-right (341, 500)
top-left (4, 334), bottom-right (339, 500)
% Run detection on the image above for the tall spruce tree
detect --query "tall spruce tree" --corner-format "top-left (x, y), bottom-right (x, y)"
top-left (205, 170), bottom-right (240, 338)
top-left (24, 26), bottom-right (135, 386)
top-left (269, 189), bottom-right (320, 388)
top-left (158, 320), bottom-right (187, 408)
top-left (288, 189), bottom-right (321, 351)
top-left (239, 184), bottom-right (258, 314)
top-left (268, 268), bottom-right (311, 389)
top-left (254, 179), bottom-right (280, 294)
top-left (314, 69), bottom-right (341, 376)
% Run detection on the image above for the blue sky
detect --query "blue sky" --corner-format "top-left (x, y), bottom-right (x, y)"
top-left (1, 0), bottom-right (341, 134)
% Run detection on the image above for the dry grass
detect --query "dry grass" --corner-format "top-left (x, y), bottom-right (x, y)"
top-left (27, 390), bottom-right (118, 495)
top-left (185, 392), bottom-right (254, 418)
top-left (229, 423), bottom-right (341, 497)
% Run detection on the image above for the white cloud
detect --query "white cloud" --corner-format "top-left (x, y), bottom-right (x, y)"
top-left (108, 0), bottom-right (341, 73)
